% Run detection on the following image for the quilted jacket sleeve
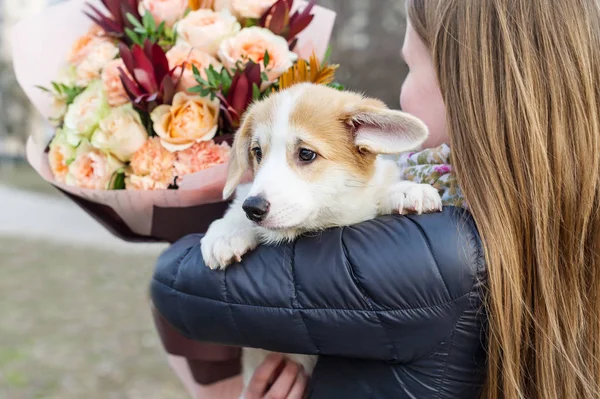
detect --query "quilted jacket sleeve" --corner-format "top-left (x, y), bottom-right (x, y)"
top-left (150, 207), bottom-right (484, 362)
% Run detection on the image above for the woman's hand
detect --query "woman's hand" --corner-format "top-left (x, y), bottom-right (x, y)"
top-left (244, 354), bottom-right (309, 399)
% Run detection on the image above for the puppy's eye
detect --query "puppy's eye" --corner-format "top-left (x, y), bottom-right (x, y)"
top-left (298, 148), bottom-right (317, 163)
top-left (251, 147), bottom-right (262, 163)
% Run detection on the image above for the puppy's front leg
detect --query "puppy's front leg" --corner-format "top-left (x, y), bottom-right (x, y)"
top-left (201, 184), bottom-right (259, 270)
top-left (381, 181), bottom-right (443, 215)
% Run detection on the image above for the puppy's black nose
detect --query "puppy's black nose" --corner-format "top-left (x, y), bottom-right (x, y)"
top-left (242, 196), bottom-right (270, 222)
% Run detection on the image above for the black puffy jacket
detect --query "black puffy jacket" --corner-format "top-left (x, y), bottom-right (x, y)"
top-left (151, 207), bottom-right (488, 398)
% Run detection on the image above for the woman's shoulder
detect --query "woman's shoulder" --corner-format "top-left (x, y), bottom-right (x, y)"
top-left (292, 206), bottom-right (485, 313)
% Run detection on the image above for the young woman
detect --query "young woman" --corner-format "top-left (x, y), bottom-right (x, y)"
top-left (152, 0), bottom-right (600, 397)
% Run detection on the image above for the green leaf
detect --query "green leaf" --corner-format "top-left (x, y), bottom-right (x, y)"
top-left (125, 28), bottom-right (142, 45)
top-left (143, 11), bottom-right (155, 31)
top-left (206, 66), bottom-right (220, 87)
top-left (221, 68), bottom-right (232, 94)
top-left (263, 50), bottom-right (270, 68)
top-left (252, 83), bottom-right (261, 100)
top-left (260, 72), bottom-right (269, 82)
top-left (186, 86), bottom-right (205, 93)
top-left (65, 157), bottom-right (75, 166)
top-left (35, 85), bottom-right (51, 93)
top-left (126, 12), bottom-right (144, 30)
top-left (147, 13), bottom-right (156, 32)
top-left (110, 170), bottom-right (126, 190)
top-left (51, 82), bottom-right (61, 94)
top-left (244, 18), bottom-right (258, 28)
top-left (327, 82), bottom-right (345, 91)
top-left (322, 45), bottom-right (333, 67)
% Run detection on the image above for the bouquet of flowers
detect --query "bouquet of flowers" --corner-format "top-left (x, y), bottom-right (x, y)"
top-left (14, 0), bottom-right (338, 241)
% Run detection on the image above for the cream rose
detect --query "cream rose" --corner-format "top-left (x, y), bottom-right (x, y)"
top-left (126, 137), bottom-right (176, 190)
top-left (218, 27), bottom-right (298, 82)
top-left (231, 0), bottom-right (277, 19)
top-left (67, 33), bottom-right (104, 65)
top-left (140, 0), bottom-right (188, 28)
top-left (176, 9), bottom-right (240, 56)
top-left (48, 129), bottom-right (77, 184)
top-left (166, 43), bottom-right (223, 93)
top-left (63, 80), bottom-right (110, 146)
top-left (151, 92), bottom-right (220, 152)
top-left (66, 141), bottom-right (124, 190)
top-left (102, 58), bottom-right (131, 107)
top-left (90, 104), bottom-right (149, 162)
top-left (75, 39), bottom-right (119, 87)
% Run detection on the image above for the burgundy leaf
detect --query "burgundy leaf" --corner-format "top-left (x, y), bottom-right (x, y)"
top-left (119, 67), bottom-right (144, 98)
top-left (149, 42), bottom-right (170, 82)
top-left (132, 45), bottom-right (158, 91)
top-left (245, 61), bottom-right (262, 86)
top-left (289, 0), bottom-right (315, 24)
top-left (100, 0), bottom-right (122, 23)
top-left (287, 14), bottom-right (314, 40)
top-left (119, 43), bottom-right (135, 74)
top-left (133, 68), bottom-right (157, 94)
top-left (229, 74), bottom-right (251, 115)
top-left (160, 76), bottom-right (176, 105)
top-left (288, 37), bottom-right (298, 51)
top-left (266, 2), bottom-right (289, 35)
top-left (221, 102), bottom-right (240, 126)
top-left (226, 73), bottom-right (240, 104)
top-left (84, 12), bottom-right (120, 34)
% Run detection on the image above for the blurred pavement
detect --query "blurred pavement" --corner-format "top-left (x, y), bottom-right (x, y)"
top-left (0, 184), bottom-right (168, 255)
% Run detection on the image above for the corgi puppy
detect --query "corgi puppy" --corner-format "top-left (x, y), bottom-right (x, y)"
top-left (201, 83), bottom-right (442, 389)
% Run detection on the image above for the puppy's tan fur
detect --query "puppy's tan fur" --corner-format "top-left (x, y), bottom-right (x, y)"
top-left (201, 83), bottom-right (442, 390)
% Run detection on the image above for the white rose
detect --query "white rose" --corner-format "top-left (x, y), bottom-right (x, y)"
top-left (63, 80), bottom-right (110, 146)
top-left (176, 9), bottom-right (241, 56)
top-left (231, 0), bottom-right (277, 19)
top-left (75, 40), bottom-right (119, 87)
top-left (218, 27), bottom-right (298, 82)
top-left (91, 104), bottom-right (149, 162)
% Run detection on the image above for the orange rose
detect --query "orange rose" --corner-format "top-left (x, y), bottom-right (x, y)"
top-left (150, 92), bottom-right (220, 152)
top-left (126, 137), bottom-right (176, 190)
top-left (102, 58), bottom-right (131, 107)
top-left (166, 43), bottom-right (222, 93)
top-left (174, 140), bottom-right (231, 176)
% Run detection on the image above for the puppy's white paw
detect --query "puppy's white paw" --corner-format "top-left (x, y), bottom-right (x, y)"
top-left (201, 218), bottom-right (259, 270)
top-left (401, 183), bottom-right (443, 214)
top-left (390, 182), bottom-right (443, 215)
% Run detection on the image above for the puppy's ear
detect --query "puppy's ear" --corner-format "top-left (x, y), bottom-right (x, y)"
top-left (223, 112), bottom-right (254, 200)
top-left (346, 98), bottom-right (429, 155)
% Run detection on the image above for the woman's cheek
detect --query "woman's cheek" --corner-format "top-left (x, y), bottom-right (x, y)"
top-left (400, 74), bottom-right (448, 148)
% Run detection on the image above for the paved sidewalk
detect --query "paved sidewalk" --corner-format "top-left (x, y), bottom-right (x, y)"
top-left (0, 185), bottom-right (168, 255)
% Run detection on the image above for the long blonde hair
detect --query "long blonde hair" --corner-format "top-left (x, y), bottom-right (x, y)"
top-left (406, 0), bottom-right (600, 398)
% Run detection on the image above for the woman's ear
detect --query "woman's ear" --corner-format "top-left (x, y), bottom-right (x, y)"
top-left (223, 112), bottom-right (254, 200)
top-left (346, 99), bottom-right (429, 155)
